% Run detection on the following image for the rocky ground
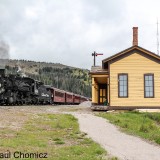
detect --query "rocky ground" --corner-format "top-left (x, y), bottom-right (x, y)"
top-left (0, 102), bottom-right (92, 131)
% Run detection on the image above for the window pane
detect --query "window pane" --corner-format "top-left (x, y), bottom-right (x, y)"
top-left (146, 92), bottom-right (149, 97)
top-left (149, 76), bottom-right (153, 81)
top-left (123, 75), bottom-right (127, 81)
top-left (119, 76), bottom-right (123, 81)
top-left (145, 87), bottom-right (149, 92)
top-left (120, 86), bottom-right (123, 92)
top-left (123, 80), bottom-right (127, 86)
top-left (149, 92), bottom-right (153, 97)
top-left (123, 91), bottom-right (127, 97)
top-left (145, 76), bottom-right (149, 81)
top-left (124, 86), bottom-right (127, 92)
top-left (150, 87), bottom-right (153, 92)
top-left (120, 81), bottom-right (123, 86)
top-left (148, 81), bottom-right (153, 86)
top-left (144, 74), bottom-right (154, 98)
top-left (119, 74), bottom-right (128, 97)
top-left (145, 81), bottom-right (149, 86)
top-left (120, 91), bottom-right (124, 96)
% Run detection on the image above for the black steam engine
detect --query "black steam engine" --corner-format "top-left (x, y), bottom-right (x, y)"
top-left (0, 68), bottom-right (52, 105)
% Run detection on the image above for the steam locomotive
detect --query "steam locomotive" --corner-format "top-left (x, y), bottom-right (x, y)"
top-left (0, 68), bottom-right (88, 105)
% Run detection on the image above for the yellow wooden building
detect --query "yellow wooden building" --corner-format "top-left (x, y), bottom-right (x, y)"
top-left (90, 27), bottom-right (160, 110)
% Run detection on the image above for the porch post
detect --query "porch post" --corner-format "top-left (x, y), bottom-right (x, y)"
top-left (107, 77), bottom-right (110, 105)
top-left (92, 77), bottom-right (96, 104)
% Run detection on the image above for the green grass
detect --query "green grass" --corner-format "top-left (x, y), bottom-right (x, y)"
top-left (97, 111), bottom-right (160, 145)
top-left (0, 114), bottom-right (108, 160)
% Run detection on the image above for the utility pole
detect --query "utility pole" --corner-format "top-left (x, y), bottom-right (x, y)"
top-left (92, 51), bottom-right (103, 66)
top-left (157, 19), bottom-right (159, 55)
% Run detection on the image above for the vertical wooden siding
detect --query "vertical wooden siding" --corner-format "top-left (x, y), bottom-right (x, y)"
top-left (110, 52), bottom-right (160, 107)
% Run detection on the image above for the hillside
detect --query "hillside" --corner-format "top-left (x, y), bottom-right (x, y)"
top-left (5, 59), bottom-right (91, 97)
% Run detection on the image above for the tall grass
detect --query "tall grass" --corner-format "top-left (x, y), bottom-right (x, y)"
top-left (98, 111), bottom-right (160, 145)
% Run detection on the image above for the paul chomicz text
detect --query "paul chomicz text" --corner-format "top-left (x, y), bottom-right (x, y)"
top-left (0, 150), bottom-right (48, 159)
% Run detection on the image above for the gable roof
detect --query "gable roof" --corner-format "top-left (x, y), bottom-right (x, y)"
top-left (102, 46), bottom-right (160, 68)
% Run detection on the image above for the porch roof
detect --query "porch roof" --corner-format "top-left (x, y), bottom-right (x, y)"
top-left (89, 66), bottom-right (108, 75)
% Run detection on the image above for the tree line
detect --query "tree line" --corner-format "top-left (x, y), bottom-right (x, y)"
top-left (5, 65), bottom-right (91, 98)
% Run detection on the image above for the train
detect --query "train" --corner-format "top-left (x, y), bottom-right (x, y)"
top-left (0, 68), bottom-right (89, 105)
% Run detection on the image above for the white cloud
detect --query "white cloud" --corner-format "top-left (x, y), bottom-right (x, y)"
top-left (0, 0), bottom-right (160, 69)
top-left (25, 7), bottom-right (39, 19)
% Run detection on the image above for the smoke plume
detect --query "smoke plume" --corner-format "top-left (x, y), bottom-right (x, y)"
top-left (0, 40), bottom-right (9, 69)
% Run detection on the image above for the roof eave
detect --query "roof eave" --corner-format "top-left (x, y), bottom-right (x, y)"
top-left (102, 45), bottom-right (160, 65)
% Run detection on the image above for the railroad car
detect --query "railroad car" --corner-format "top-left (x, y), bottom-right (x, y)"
top-left (65, 92), bottom-right (74, 104)
top-left (0, 68), bottom-right (90, 106)
top-left (73, 94), bottom-right (81, 104)
top-left (51, 87), bottom-right (66, 104)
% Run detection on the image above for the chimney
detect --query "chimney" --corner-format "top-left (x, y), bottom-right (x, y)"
top-left (132, 27), bottom-right (138, 46)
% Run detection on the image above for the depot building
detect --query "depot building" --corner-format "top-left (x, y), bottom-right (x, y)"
top-left (90, 27), bottom-right (160, 110)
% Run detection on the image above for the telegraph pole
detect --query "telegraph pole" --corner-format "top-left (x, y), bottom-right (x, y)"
top-left (92, 51), bottom-right (103, 66)
top-left (157, 19), bottom-right (159, 55)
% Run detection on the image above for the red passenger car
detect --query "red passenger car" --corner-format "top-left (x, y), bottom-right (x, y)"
top-left (49, 87), bottom-right (89, 105)
top-left (73, 94), bottom-right (80, 104)
top-left (51, 88), bottom-right (65, 104)
top-left (65, 92), bottom-right (73, 104)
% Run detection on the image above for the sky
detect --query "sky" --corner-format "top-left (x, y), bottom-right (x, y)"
top-left (0, 0), bottom-right (160, 69)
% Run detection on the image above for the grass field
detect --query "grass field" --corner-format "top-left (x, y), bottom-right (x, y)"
top-left (0, 113), bottom-right (109, 160)
top-left (98, 111), bottom-right (160, 145)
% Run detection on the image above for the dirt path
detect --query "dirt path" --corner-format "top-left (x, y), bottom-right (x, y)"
top-left (73, 113), bottom-right (160, 160)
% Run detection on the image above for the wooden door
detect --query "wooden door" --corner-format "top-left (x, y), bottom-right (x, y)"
top-left (99, 84), bottom-right (107, 104)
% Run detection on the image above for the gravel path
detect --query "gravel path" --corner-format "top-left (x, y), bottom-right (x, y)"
top-left (73, 113), bottom-right (160, 160)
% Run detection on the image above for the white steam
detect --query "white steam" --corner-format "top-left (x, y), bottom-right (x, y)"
top-left (0, 40), bottom-right (9, 69)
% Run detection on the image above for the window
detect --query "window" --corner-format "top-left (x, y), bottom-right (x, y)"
top-left (67, 94), bottom-right (72, 99)
top-left (55, 91), bottom-right (64, 97)
top-left (118, 74), bottom-right (128, 97)
top-left (144, 74), bottom-right (154, 98)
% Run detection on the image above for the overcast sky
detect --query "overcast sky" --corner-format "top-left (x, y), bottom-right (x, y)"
top-left (0, 0), bottom-right (160, 69)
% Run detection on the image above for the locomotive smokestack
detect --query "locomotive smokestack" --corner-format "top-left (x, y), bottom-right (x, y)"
top-left (0, 68), bottom-right (5, 77)
top-left (132, 27), bottom-right (138, 46)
